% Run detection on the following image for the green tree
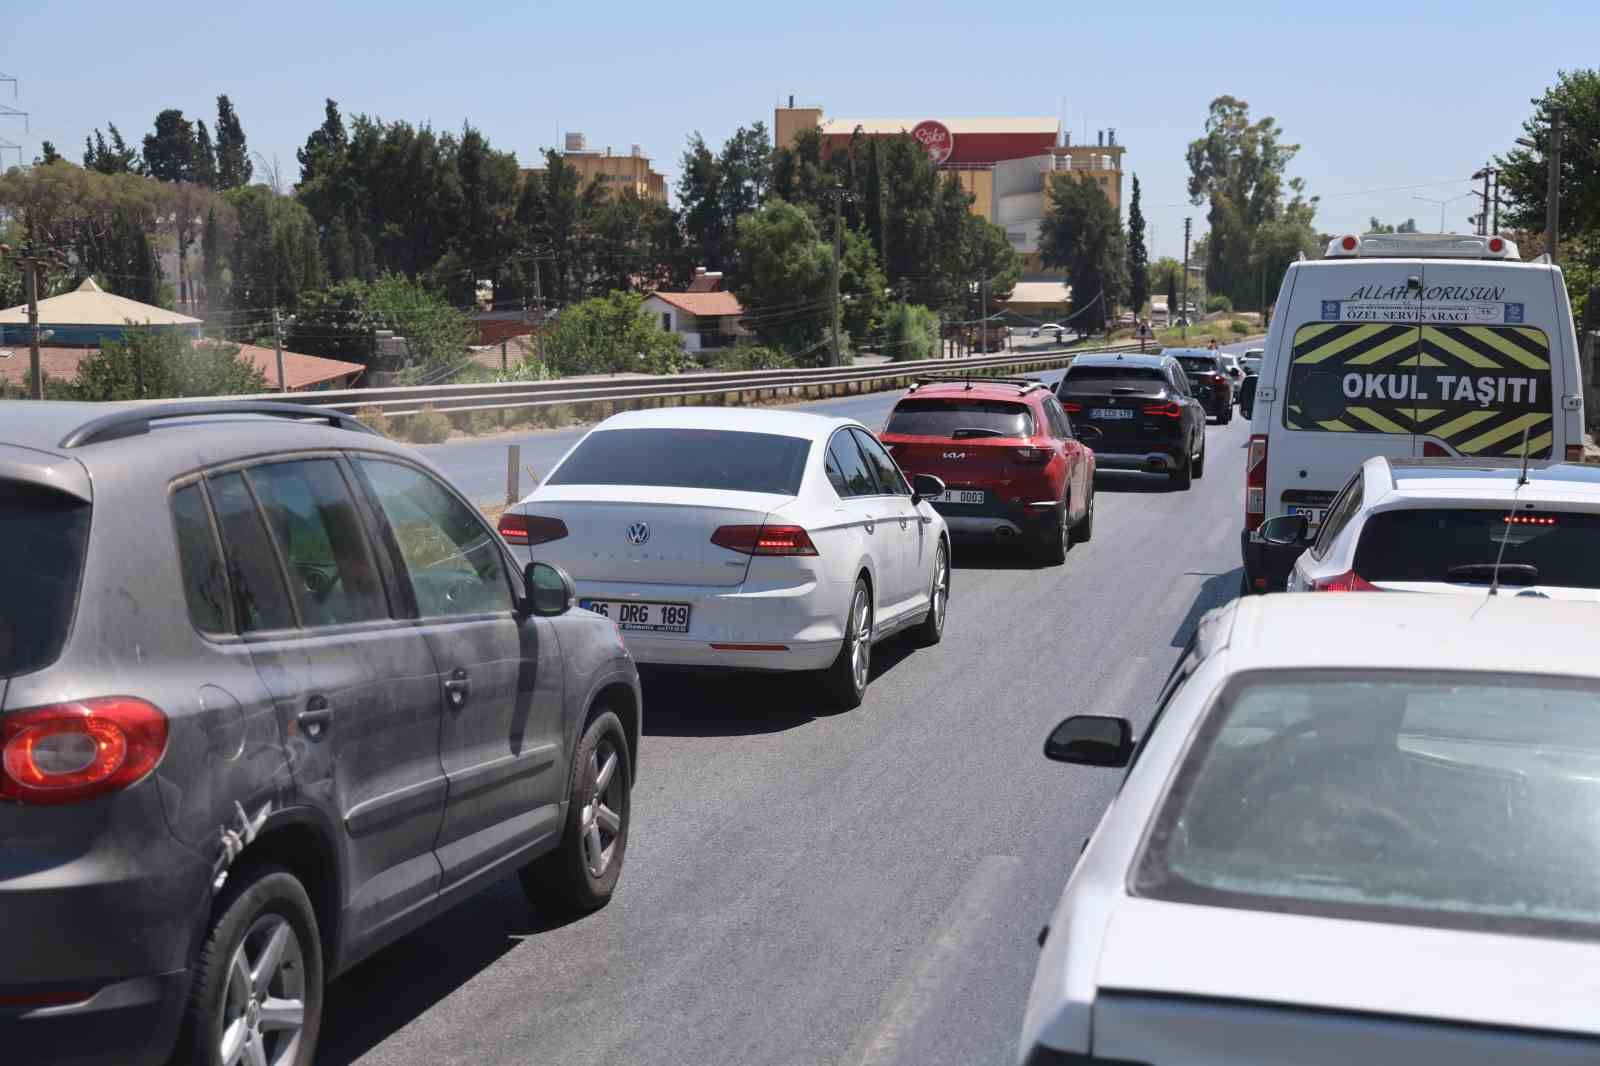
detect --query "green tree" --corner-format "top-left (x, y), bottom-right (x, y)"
top-left (881, 302), bottom-right (940, 362)
top-left (366, 273), bottom-right (475, 378)
top-left (734, 200), bottom-right (832, 357)
top-left (590, 188), bottom-right (689, 293)
top-left (214, 94), bottom-right (252, 190)
top-left (142, 109), bottom-right (201, 183)
top-left (222, 184), bottom-right (326, 313)
top-left (1368, 217), bottom-right (1418, 234)
top-left (37, 141), bottom-right (62, 166)
top-left (1039, 173), bottom-right (1127, 333)
top-left (296, 99), bottom-right (347, 184)
top-left (83, 124), bottom-right (141, 175)
top-left (678, 134), bottom-right (727, 270)
top-left (192, 121), bottom-right (218, 188)
top-left (718, 123), bottom-right (771, 233)
top-left (1127, 174), bottom-right (1150, 313)
top-left (72, 328), bottom-right (266, 400)
top-left (542, 290), bottom-right (685, 376)
top-left (1499, 70), bottom-right (1600, 249)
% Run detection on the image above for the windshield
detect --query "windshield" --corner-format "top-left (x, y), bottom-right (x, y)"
top-left (546, 427), bottom-right (811, 495)
top-left (1176, 356), bottom-right (1219, 375)
top-left (1354, 507), bottom-right (1600, 588)
top-left (1135, 670), bottom-right (1600, 937)
top-left (1060, 366), bottom-right (1167, 393)
top-left (885, 398), bottom-right (1034, 438)
top-left (0, 481), bottom-right (90, 678)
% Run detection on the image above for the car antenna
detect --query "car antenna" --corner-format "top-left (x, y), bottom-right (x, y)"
top-left (1487, 424), bottom-right (1532, 598)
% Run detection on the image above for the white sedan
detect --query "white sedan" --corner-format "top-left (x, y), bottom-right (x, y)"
top-left (498, 408), bottom-right (951, 708)
top-left (1022, 592), bottom-right (1600, 1065)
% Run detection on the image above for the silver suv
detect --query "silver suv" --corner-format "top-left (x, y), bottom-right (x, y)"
top-left (1, 401), bottom-right (640, 1066)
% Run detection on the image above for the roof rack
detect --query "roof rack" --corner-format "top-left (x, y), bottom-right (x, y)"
top-left (909, 375), bottom-right (1046, 394)
top-left (59, 401), bottom-right (378, 449)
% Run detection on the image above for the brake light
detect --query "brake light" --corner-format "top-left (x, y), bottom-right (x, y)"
top-left (1, 698), bottom-right (168, 805)
top-left (1062, 401), bottom-right (1083, 414)
top-left (1245, 433), bottom-right (1268, 531)
top-left (1142, 401), bottom-right (1182, 418)
top-left (1310, 570), bottom-right (1380, 592)
top-left (711, 524), bottom-right (819, 556)
top-left (1488, 236), bottom-right (1506, 254)
top-left (1013, 447), bottom-right (1051, 464)
top-left (498, 513), bottom-right (568, 546)
top-left (1567, 444), bottom-right (1586, 462)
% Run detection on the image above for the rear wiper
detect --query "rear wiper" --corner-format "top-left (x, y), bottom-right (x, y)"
top-left (1110, 386), bottom-right (1142, 394)
top-left (951, 427), bottom-right (1005, 439)
top-left (1447, 562), bottom-right (1539, 585)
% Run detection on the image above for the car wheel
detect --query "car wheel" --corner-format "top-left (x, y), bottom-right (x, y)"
top-left (1220, 403), bottom-right (1233, 425)
top-left (1192, 434), bottom-right (1207, 479)
top-left (1037, 497), bottom-right (1070, 564)
top-left (521, 708), bottom-right (631, 915)
top-left (1070, 485), bottom-right (1095, 543)
top-left (1169, 448), bottom-right (1193, 490)
top-left (821, 578), bottom-right (873, 708)
top-left (913, 542), bottom-right (950, 646)
top-left (176, 864), bottom-right (323, 1066)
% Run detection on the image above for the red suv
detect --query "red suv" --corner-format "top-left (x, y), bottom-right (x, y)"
top-left (881, 377), bottom-right (1096, 563)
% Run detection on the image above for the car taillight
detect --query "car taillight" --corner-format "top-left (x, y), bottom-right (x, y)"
top-left (1141, 402), bottom-right (1182, 418)
top-left (711, 524), bottom-right (819, 556)
top-left (1310, 570), bottom-right (1380, 592)
top-left (1422, 441), bottom-right (1451, 457)
top-left (1, 698), bottom-right (168, 805)
top-left (1567, 444), bottom-right (1586, 462)
top-left (1245, 433), bottom-right (1268, 531)
top-left (1062, 401), bottom-right (1083, 414)
top-left (498, 513), bottom-right (568, 546)
top-left (1013, 447), bottom-right (1051, 464)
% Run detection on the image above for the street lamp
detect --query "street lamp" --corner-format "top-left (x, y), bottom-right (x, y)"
top-left (1412, 192), bottom-right (1475, 234)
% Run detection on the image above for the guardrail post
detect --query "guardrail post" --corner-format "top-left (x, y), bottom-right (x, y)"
top-left (506, 445), bottom-right (520, 505)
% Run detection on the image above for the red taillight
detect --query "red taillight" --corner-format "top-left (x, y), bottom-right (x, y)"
top-left (1566, 444), bottom-right (1586, 462)
top-left (1244, 433), bottom-right (1268, 532)
top-left (1013, 447), bottom-right (1051, 465)
top-left (1311, 570), bottom-right (1380, 592)
top-left (711, 524), bottom-right (819, 556)
top-left (1488, 236), bottom-right (1505, 254)
top-left (1142, 401), bottom-right (1182, 418)
top-left (1062, 401), bottom-right (1083, 414)
top-left (0, 698), bottom-right (168, 805)
top-left (498, 513), bottom-right (568, 546)
top-left (1341, 235), bottom-right (1359, 251)
top-left (1422, 441), bottom-right (1451, 458)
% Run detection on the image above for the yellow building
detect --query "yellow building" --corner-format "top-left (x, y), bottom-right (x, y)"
top-left (521, 132), bottom-right (668, 202)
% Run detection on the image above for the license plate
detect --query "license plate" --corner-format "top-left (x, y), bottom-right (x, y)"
top-left (934, 490), bottom-right (985, 505)
top-left (1288, 506), bottom-right (1326, 528)
top-left (579, 599), bottom-right (691, 633)
top-left (1091, 408), bottom-right (1134, 420)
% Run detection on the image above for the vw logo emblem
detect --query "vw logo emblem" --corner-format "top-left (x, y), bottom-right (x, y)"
top-left (626, 522), bottom-right (651, 546)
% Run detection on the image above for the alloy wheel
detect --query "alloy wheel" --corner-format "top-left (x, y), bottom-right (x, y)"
top-left (849, 589), bottom-right (872, 693)
top-left (931, 549), bottom-right (950, 634)
top-left (581, 740), bottom-right (625, 879)
top-left (219, 914), bottom-right (307, 1066)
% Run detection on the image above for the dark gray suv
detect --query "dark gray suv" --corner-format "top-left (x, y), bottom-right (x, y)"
top-left (0, 401), bottom-right (641, 1066)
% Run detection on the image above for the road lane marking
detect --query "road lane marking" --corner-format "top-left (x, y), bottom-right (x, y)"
top-left (847, 854), bottom-right (1023, 1066)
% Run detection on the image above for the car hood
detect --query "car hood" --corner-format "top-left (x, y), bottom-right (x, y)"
top-left (1095, 897), bottom-right (1600, 1036)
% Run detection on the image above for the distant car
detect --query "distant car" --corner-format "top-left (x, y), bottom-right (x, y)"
top-left (1218, 352), bottom-right (1245, 391)
top-left (1031, 323), bottom-right (1065, 339)
top-left (881, 377), bottom-right (1096, 563)
top-left (1023, 592), bottom-right (1600, 1065)
top-left (500, 408), bottom-right (951, 709)
top-left (1247, 455), bottom-right (1600, 596)
top-left (1166, 349), bottom-right (1234, 423)
top-left (1057, 353), bottom-right (1208, 490)
top-left (1239, 347), bottom-right (1264, 374)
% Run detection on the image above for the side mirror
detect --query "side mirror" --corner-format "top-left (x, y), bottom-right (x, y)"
top-left (911, 473), bottom-right (946, 504)
top-left (522, 560), bottom-right (575, 616)
top-left (1044, 715), bottom-right (1135, 768)
top-left (1257, 512), bottom-right (1311, 547)
top-left (1238, 375), bottom-right (1257, 418)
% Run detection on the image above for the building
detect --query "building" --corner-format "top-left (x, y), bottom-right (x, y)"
top-left (521, 131), bottom-right (667, 202)
top-left (775, 101), bottom-right (1125, 275)
top-left (642, 290), bottom-right (743, 353)
top-left (0, 276), bottom-right (202, 346)
top-left (0, 342), bottom-right (363, 394)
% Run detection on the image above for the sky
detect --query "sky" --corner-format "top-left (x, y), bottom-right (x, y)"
top-left (4, 0), bottom-right (1593, 267)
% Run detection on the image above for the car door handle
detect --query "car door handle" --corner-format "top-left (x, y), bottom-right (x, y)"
top-left (297, 696), bottom-right (333, 738)
top-left (444, 668), bottom-right (470, 710)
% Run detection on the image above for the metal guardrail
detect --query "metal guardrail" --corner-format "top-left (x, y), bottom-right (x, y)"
top-left (227, 342), bottom-right (1148, 420)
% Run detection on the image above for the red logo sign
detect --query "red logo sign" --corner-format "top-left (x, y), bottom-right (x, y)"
top-left (910, 120), bottom-right (954, 165)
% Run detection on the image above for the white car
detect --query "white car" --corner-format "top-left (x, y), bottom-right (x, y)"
top-left (1249, 455), bottom-right (1600, 596)
top-left (1240, 347), bottom-right (1264, 374)
top-left (1022, 592), bottom-right (1600, 1065)
top-left (498, 408), bottom-right (951, 708)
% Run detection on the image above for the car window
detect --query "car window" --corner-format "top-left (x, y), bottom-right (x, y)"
top-left (852, 429), bottom-right (910, 496)
top-left (207, 472), bottom-right (297, 633)
top-left (1281, 323), bottom-right (1553, 459)
top-left (1175, 356), bottom-right (1218, 375)
top-left (1168, 366), bottom-right (1191, 395)
top-left (827, 431), bottom-right (876, 498)
top-left (357, 459), bottom-right (513, 618)
top-left (248, 460), bottom-right (389, 627)
top-left (1134, 670), bottom-right (1600, 938)
top-left (1310, 471), bottom-right (1363, 558)
top-left (1042, 396), bottom-right (1073, 439)
top-left (885, 398), bottom-right (1034, 438)
top-left (1354, 507), bottom-right (1600, 588)
top-left (546, 427), bottom-right (810, 495)
top-left (171, 483), bottom-right (231, 635)
top-left (0, 480), bottom-right (90, 678)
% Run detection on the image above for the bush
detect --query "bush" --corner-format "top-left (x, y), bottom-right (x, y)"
top-left (355, 405), bottom-right (394, 437)
top-left (544, 291), bottom-right (686, 376)
top-left (468, 409), bottom-right (503, 435)
top-left (403, 405), bottom-right (453, 444)
top-left (1205, 294), bottom-right (1234, 314)
top-left (702, 344), bottom-right (795, 371)
top-left (882, 303), bottom-right (941, 362)
top-left (1229, 319), bottom-right (1252, 335)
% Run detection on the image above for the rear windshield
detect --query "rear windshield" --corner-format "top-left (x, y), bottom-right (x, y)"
top-left (1060, 366), bottom-right (1167, 392)
top-left (885, 398), bottom-right (1034, 438)
top-left (1175, 356), bottom-right (1219, 374)
top-left (1, 482), bottom-right (90, 678)
top-left (1354, 507), bottom-right (1600, 588)
top-left (547, 427), bottom-right (811, 495)
top-left (1283, 323), bottom-right (1553, 458)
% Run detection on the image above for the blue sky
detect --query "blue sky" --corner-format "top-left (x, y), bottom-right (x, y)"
top-left (5, 1), bottom-right (1592, 264)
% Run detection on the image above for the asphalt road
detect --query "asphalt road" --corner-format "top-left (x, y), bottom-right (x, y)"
top-left (325, 345), bottom-right (1254, 1066)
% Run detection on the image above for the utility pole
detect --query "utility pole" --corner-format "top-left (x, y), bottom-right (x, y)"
top-left (1474, 166), bottom-right (1493, 236)
top-left (1, 242), bottom-right (51, 400)
top-left (980, 277), bottom-right (989, 352)
top-left (533, 259), bottom-right (545, 364)
top-left (1181, 217), bottom-right (1191, 342)
top-left (272, 307), bottom-right (287, 393)
top-left (1491, 169), bottom-right (1501, 234)
top-left (1546, 107), bottom-right (1563, 265)
top-left (830, 186), bottom-right (843, 367)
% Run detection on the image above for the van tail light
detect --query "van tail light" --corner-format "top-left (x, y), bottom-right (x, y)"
top-left (1421, 441), bottom-right (1451, 458)
top-left (498, 513), bottom-right (568, 546)
top-left (1566, 444), bottom-right (1586, 462)
top-left (1142, 402), bottom-right (1183, 418)
top-left (1244, 434), bottom-right (1268, 532)
top-left (711, 524), bottom-right (819, 556)
top-left (1013, 447), bottom-right (1051, 465)
top-left (1310, 570), bottom-right (1380, 592)
top-left (1, 698), bottom-right (168, 805)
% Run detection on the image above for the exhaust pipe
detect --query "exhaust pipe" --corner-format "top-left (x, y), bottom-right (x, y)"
top-left (995, 526), bottom-right (1017, 538)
